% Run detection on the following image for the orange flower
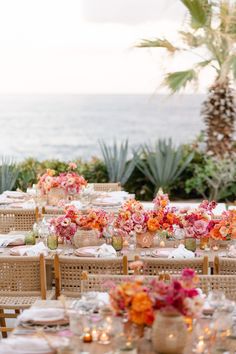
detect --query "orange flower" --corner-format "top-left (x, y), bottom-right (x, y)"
top-left (130, 292), bottom-right (154, 325)
top-left (147, 218), bottom-right (159, 232)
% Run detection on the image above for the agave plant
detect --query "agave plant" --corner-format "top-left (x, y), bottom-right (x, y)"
top-left (0, 157), bottom-right (19, 193)
top-left (136, 139), bottom-right (193, 193)
top-left (99, 140), bottom-right (136, 186)
top-left (138, 0), bottom-right (236, 157)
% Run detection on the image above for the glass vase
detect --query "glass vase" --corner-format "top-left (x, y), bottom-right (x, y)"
top-left (200, 236), bottom-right (210, 250)
top-left (47, 234), bottom-right (58, 250)
top-left (184, 237), bottom-right (196, 252)
top-left (152, 312), bottom-right (188, 354)
top-left (25, 231), bottom-right (36, 245)
top-left (112, 234), bottom-right (123, 251)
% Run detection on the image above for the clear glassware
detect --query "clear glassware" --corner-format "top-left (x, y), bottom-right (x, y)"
top-left (207, 291), bottom-right (226, 310)
top-left (128, 231), bottom-right (136, 251)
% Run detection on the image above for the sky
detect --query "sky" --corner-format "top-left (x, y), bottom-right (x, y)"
top-left (0, 0), bottom-right (214, 94)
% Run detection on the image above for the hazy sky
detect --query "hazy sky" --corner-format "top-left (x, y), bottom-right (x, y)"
top-left (0, 0), bottom-right (213, 94)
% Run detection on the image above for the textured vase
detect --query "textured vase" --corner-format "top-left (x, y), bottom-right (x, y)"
top-left (136, 231), bottom-right (154, 248)
top-left (152, 313), bottom-right (188, 354)
top-left (47, 187), bottom-right (66, 206)
top-left (73, 229), bottom-right (102, 248)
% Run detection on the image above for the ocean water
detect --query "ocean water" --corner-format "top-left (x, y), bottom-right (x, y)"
top-left (0, 94), bottom-right (205, 161)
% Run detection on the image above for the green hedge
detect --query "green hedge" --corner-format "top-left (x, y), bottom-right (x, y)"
top-left (13, 146), bottom-right (236, 202)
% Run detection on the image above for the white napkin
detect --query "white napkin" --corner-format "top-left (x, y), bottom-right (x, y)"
top-left (10, 200), bottom-right (35, 209)
top-left (168, 244), bottom-right (195, 259)
top-left (0, 336), bottom-right (69, 354)
top-left (96, 243), bottom-right (117, 258)
top-left (11, 242), bottom-right (48, 256)
top-left (18, 308), bottom-right (66, 323)
top-left (3, 190), bottom-right (26, 199)
top-left (0, 233), bottom-right (25, 247)
top-left (69, 200), bottom-right (82, 209)
top-left (228, 245), bottom-right (236, 258)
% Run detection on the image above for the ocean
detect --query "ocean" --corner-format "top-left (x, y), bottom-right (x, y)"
top-left (0, 94), bottom-right (205, 161)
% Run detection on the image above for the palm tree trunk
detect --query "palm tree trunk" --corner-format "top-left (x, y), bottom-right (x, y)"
top-left (201, 79), bottom-right (235, 157)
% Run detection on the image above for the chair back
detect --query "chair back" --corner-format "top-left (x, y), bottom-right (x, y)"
top-left (135, 256), bottom-right (209, 275)
top-left (0, 209), bottom-right (36, 233)
top-left (214, 256), bottom-right (236, 275)
top-left (0, 254), bottom-right (47, 299)
top-left (54, 255), bottom-right (128, 298)
top-left (90, 183), bottom-right (121, 192)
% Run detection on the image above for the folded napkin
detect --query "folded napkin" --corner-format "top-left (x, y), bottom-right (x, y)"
top-left (10, 200), bottom-right (35, 209)
top-left (10, 242), bottom-right (48, 256)
top-left (96, 243), bottom-right (117, 258)
top-left (0, 336), bottom-right (69, 354)
top-left (3, 190), bottom-right (27, 199)
top-left (69, 200), bottom-right (82, 209)
top-left (0, 233), bottom-right (25, 247)
top-left (228, 245), bottom-right (236, 258)
top-left (18, 308), bottom-right (67, 324)
top-left (168, 244), bottom-right (195, 259)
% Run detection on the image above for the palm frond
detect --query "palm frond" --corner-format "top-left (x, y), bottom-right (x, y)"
top-left (164, 70), bottom-right (197, 93)
top-left (137, 38), bottom-right (178, 53)
top-left (181, 0), bottom-right (211, 29)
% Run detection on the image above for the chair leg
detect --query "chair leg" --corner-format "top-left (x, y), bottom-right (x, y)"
top-left (0, 309), bottom-right (7, 338)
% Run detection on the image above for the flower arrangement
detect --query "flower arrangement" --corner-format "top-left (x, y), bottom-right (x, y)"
top-left (76, 208), bottom-right (113, 236)
top-left (50, 205), bottom-right (79, 241)
top-left (37, 169), bottom-right (59, 194)
top-left (182, 200), bottom-right (216, 239)
top-left (109, 269), bottom-right (202, 326)
top-left (114, 198), bottom-right (181, 236)
top-left (114, 199), bottom-right (149, 235)
top-left (37, 163), bottom-right (87, 195)
top-left (210, 210), bottom-right (236, 241)
top-left (153, 188), bottom-right (170, 210)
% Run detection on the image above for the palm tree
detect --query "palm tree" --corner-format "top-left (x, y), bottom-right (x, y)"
top-left (138, 0), bottom-right (236, 157)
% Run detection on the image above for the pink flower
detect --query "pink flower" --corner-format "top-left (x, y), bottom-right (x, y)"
top-left (193, 220), bottom-right (209, 236)
top-left (132, 213), bottom-right (145, 224)
top-left (68, 162), bottom-right (77, 170)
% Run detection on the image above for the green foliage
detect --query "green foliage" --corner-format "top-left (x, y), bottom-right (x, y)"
top-left (0, 157), bottom-right (20, 193)
top-left (165, 70), bottom-right (197, 93)
top-left (185, 157), bottom-right (236, 201)
top-left (99, 140), bottom-right (136, 185)
top-left (77, 158), bottom-right (108, 183)
top-left (136, 139), bottom-right (194, 194)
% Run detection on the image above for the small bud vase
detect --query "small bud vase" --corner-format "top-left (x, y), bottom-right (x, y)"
top-left (152, 312), bottom-right (188, 354)
top-left (184, 237), bottom-right (196, 252)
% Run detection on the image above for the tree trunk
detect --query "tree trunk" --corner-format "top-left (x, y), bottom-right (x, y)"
top-left (201, 79), bottom-right (235, 157)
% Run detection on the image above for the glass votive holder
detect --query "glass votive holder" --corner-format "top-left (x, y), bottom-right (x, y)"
top-left (47, 234), bottom-right (58, 250)
top-left (98, 330), bottom-right (110, 345)
top-left (25, 231), bottom-right (36, 245)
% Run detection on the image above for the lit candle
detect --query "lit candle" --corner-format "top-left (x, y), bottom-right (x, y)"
top-left (160, 240), bottom-right (165, 247)
top-left (195, 339), bottom-right (206, 353)
top-left (91, 328), bottom-right (99, 341)
top-left (99, 331), bottom-right (110, 344)
top-left (83, 332), bottom-right (92, 343)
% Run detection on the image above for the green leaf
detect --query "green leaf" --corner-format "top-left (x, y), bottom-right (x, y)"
top-left (181, 0), bottom-right (211, 29)
top-left (196, 59), bottom-right (213, 68)
top-left (180, 31), bottom-right (204, 47)
top-left (164, 70), bottom-right (196, 93)
top-left (137, 38), bottom-right (178, 53)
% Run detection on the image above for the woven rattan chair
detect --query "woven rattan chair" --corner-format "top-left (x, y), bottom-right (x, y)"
top-left (54, 255), bottom-right (128, 299)
top-left (91, 183), bottom-right (122, 192)
top-left (135, 256), bottom-right (209, 275)
top-left (80, 272), bottom-right (170, 293)
top-left (173, 274), bottom-right (236, 301)
top-left (214, 256), bottom-right (236, 275)
top-left (0, 209), bottom-right (36, 233)
top-left (0, 254), bottom-right (54, 336)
